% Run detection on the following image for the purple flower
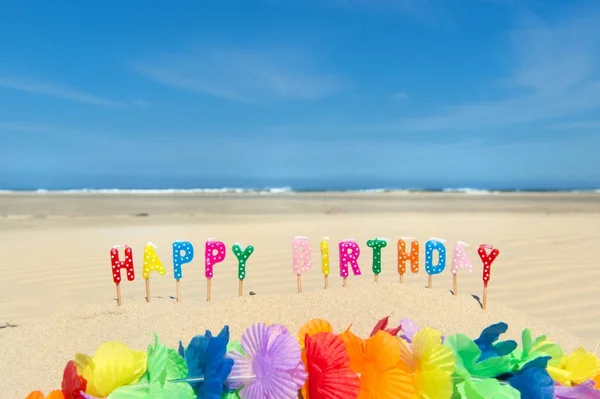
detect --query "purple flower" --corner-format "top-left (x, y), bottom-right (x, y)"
top-left (399, 318), bottom-right (445, 347)
top-left (225, 323), bottom-right (307, 398)
top-left (555, 380), bottom-right (600, 399)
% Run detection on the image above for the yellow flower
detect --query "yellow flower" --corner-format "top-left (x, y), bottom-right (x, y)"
top-left (398, 327), bottom-right (456, 399)
top-left (548, 347), bottom-right (600, 386)
top-left (75, 341), bottom-right (147, 397)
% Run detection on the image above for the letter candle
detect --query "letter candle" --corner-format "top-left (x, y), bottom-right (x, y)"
top-left (397, 237), bottom-right (419, 284)
top-left (450, 241), bottom-right (472, 296)
top-left (142, 242), bottom-right (166, 302)
top-left (320, 237), bottom-right (330, 289)
top-left (232, 243), bottom-right (254, 296)
top-left (339, 239), bottom-right (362, 287)
top-left (425, 238), bottom-right (447, 289)
top-left (110, 245), bottom-right (135, 306)
top-left (478, 243), bottom-right (500, 311)
top-left (205, 238), bottom-right (226, 302)
top-left (367, 238), bottom-right (388, 283)
top-left (172, 240), bottom-right (194, 302)
top-left (292, 236), bottom-right (312, 293)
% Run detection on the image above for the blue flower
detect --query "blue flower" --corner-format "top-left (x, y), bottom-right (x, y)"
top-left (505, 356), bottom-right (555, 399)
top-left (473, 322), bottom-right (517, 362)
top-left (178, 326), bottom-right (234, 399)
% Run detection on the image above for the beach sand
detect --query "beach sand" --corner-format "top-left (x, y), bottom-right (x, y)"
top-left (1, 192), bottom-right (599, 397)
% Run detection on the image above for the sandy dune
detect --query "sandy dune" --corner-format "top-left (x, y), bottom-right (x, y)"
top-left (0, 192), bottom-right (599, 397)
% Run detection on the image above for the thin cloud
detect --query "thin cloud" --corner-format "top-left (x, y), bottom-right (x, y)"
top-left (0, 77), bottom-right (146, 108)
top-left (546, 120), bottom-right (600, 130)
top-left (392, 92), bottom-right (408, 100)
top-left (389, 8), bottom-right (600, 131)
top-left (131, 45), bottom-right (349, 103)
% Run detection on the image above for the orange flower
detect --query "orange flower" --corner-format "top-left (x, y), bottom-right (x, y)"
top-left (25, 391), bottom-right (64, 399)
top-left (340, 328), bottom-right (415, 399)
top-left (297, 318), bottom-right (334, 350)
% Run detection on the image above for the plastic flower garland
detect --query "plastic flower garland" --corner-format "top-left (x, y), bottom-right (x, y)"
top-left (26, 317), bottom-right (600, 399)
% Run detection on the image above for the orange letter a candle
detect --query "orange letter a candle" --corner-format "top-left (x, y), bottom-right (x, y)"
top-left (110, 245), bottom-right (135, 306)
top-left (339, 239), bottom-right (361, 287)
top-left (205, 238), bottom-right (226, 302)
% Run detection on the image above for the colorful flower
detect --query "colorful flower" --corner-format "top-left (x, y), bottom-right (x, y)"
top-left (302, 332), bottom-right (359, 399)
top-left (369, 316), bottom-right (402, 337)
top-left (398, 327), bottom-right (456, 398)
top-left (555, 380), bottom-right (600, 399)
top-left (473, 322), bottom-right (517, 362)
top-left (509, 328), bottom-right (563, 371)
top-left (548, 347), bottom-right (600, 386)
top-left (501, 356), bottom-right (555, 399)
top-left (226, 323), bottom-right (306, 398)
top-left (62, 360), bottom-right (87, 399)
top-left (25, 391), bottom-right (64, 399)
top-left (297, 318), bottom-right (334, 350)
top-left (74, 341), bottom-right (146, 398)
top-left (398, 318), bottom-right (445, 348)
top-left (109, 333), bottom-right (195, 399)
top-left (340, 327), bottom-right (414, 398)
top-left (178, 326), bottom-right (233, 399)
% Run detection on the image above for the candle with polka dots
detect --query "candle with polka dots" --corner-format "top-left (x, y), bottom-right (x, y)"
top-left (172, 241), bottom-right (195, 302)
top-left (425, 238), bottom-right (447, 289)
top-left (110, 245), bottom-right (135, 306)
top-left (205, 238), bottom-right (227, 302)
top-left (142, 242), bottom-right (166, 303)
top-left (292, 236), bottom-right (312, 293)
top-left (478, 244), bottom-right (500, 311)
top-left (367, 238), bottom-right (388, 282)
top-left (339, 239), bottom-right (362, 287)
top-left (450, 241), bottom-right (472, 296)
top-left (397, 238), bottom-right (419, 284)
top-left (320, 237), bottom-right (330, 289)
top-left (233, 243), bottom-right (254, 296)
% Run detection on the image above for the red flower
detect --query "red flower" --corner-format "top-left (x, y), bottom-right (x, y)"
top-left (369, 315), bottom-right (402, 337)
top-left (61, 361), bottom-right (87, 399)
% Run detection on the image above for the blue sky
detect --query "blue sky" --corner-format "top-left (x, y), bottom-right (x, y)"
top-left (1, 0), bottom-right (599, 189)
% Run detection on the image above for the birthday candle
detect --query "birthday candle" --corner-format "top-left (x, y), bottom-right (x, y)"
top-left (142, 242), bottom-right (166, 279)
top-left (172, 241), bottom-right (195, 280)
top-left (205, 239), bottom-right (226, 278)
top-left (233, 243), bottom-right (255, 280)
top-left (397, 238), bottom-right (420, 275)
top-left (320, 238), bottom-right (330, 277)
top-left (451, 241), bottom-right (472, 275)
top-left (425, 238), bottom-right (447, 275)
top-left (110, 245), bottom-right (135, 284)
top-left (367, 238), bottom-right (388, 276)
top-left (339, 239), bottom-right (362, 278)
top-left (292, 236), bottom-right (312, 275)
top-left (478, 244), bottom-right (500, 287)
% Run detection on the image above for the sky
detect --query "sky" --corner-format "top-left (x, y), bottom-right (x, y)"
top-left (1, 0), bottom-right (600, 190)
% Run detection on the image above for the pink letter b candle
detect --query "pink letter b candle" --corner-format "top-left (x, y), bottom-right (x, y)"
top-left (339, 239), bottom-right (362, 277)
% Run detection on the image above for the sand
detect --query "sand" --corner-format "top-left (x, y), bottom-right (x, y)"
top-left (1, 192), bottom-right (599, 397)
